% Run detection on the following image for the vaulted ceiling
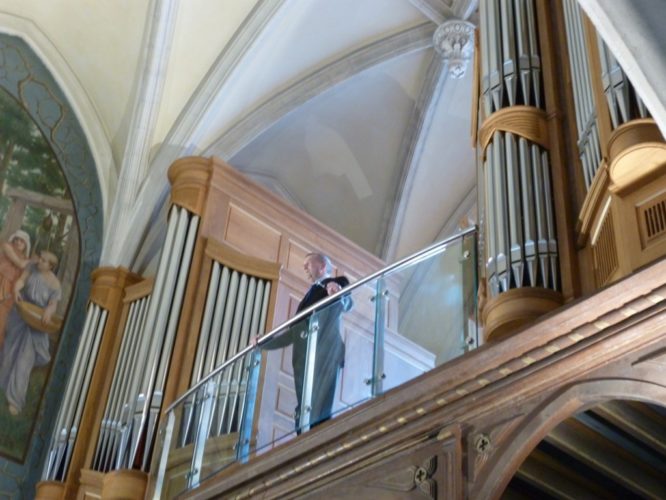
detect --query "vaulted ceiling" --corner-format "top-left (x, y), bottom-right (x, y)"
top-left (0, 0), bottom-right (478, 267)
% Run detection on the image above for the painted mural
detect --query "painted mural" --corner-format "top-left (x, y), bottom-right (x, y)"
top-left (0, 87), bottom-right (79, 462)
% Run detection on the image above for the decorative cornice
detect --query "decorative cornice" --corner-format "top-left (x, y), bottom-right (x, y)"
top-left (167, 156), bottom-right (213, 216)
top-left (478, 106), bottom-right (550, 155)
top-left (433, 20), bottom-right (475, 78)
top-left (607, 118), bottom-right (666, 195)
top-left (88, 267), bottom-right (142, 310)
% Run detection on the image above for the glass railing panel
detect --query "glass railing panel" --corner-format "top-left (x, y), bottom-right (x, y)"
top-left (149, 383), bottom-right (203, 498)
top-left (195, 350), bottom-right (256, 489)
top-left (244, 281), bottom-right (377, 458)
top-left (152, 228), bottom-right (477, 498)
top-left (380, 231), bottom-right (477, 393)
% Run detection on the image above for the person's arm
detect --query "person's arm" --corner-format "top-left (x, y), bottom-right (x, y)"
top-left (42, 298), bottom-right (58, 324)
top-left (326, 276), bottom-right (353, 312)
top-left (2, 242), bottom-right (28, 269)
top-left (254, 323), bottom-right (298, 350)
top-left (13, 268), bottom-right (29, 302)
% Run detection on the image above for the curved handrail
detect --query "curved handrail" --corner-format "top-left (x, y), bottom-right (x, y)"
top-left (165, 225), bottom-right (476, 412)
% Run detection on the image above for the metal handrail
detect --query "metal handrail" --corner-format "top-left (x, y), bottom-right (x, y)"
top-left (165, 225), bottom-right (476, 412)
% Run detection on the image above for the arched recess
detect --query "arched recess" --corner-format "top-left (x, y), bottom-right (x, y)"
top-left (474, 378), bottom-right (666, 499)
top-left (0, 33), bottom-right (103, 497)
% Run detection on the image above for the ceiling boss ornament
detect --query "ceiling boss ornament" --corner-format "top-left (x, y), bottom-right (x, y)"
top-left (433, 20), bottom-right (475, 78)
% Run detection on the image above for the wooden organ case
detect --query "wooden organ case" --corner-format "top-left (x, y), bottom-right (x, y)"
top-left (36, 156), bottom-right (400, 499)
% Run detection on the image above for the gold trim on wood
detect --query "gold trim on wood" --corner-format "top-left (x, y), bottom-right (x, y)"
top-left (482, 288), bottom-right (563, 342)
top-left (205, 238), bottom-right (282, 281)
top-left (168, 156), bottom-right (213, 215)
top-left (607, 119), bottom-right (666, 194)
top-left (576, 164), bottom-right (610, 247)
top-left (478, 106), bottom-right (550, 155)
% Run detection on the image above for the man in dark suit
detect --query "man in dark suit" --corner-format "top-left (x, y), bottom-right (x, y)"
top-left (264, 252), bottom-right (351, 432)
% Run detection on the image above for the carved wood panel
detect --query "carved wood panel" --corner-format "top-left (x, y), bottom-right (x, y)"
top-left (301, 428), bottom-right (461, 499)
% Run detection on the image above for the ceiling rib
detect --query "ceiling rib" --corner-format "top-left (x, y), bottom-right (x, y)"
top-left (102, 0), bottom-right (177, 263)
top-left (204, 22), bottom-right (436, 159)
top-left (408, 0), bottom-right (455, 24)
top-left (116, 0), bottom-right (289, 267)
top-left (377, 55), bottom-right (449, 260)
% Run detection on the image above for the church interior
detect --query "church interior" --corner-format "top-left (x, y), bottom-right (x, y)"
top-left (0, 0), bottom-right (665, 498)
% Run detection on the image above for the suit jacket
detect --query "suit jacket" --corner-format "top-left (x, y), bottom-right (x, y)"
top-left (265, 276), bottom-right (351, 372)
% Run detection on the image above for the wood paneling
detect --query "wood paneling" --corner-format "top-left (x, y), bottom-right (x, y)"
top-left (224, 203), bottom-right (282, 262)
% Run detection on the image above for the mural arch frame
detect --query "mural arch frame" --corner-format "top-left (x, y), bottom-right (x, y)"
top-left (0, 31), bottom-right (103, 496)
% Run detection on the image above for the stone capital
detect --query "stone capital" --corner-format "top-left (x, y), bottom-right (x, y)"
top-left (433, 20), bottom-right (475, 78)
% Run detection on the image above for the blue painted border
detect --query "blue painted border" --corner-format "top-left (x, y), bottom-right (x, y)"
top-left (0, 34), bottom-right (103, 498)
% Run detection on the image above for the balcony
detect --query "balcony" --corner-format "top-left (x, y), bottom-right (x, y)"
top-left (148, 228), bottom-right (478, 498)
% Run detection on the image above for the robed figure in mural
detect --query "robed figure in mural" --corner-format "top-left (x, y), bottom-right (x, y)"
top-left (0, 231), bottom-right (32, 350)
top-left (0, 251), bottom-right (61, 416)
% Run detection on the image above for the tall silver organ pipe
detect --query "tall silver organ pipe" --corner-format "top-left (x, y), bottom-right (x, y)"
top-left (92, 294), bottom-right (150, 472)
top-left (42, 303), bottom-right (108, 480)
top-left (179, 261), bottom-right (271, 450)
top-left (91, 204), bottom-right (200, 473)
top-left (480, 0), bottom-right (559, 297)
top-left (597, 36), bottom-right (650, 129)
top-left (562, 0), bottom-right (602, 190)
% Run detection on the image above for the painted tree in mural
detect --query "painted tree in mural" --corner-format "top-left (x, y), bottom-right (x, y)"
top-left (0, 88), bottom-right (79, 462)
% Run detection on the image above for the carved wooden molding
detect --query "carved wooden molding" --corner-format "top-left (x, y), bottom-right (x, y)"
top-left (168, 156), bottom-right (213, 216)
top-left (576, 163), bottom-right (610, 247)
top-left (77, 469), bottom-right (104, 499)
top-left (102, 469), bottom-right (147, 499)
top-left (123, 276), bottom-right (155, 303)
top-left (467, 414), bottom-right (524, 483)
top-left (191, 258), bottom-right (666, 499)
top-left (88, 266), bottom-right (142, 309)
top-left (369, 455), bottom-right (438, 498)
top-left (34, 481), bottom-right (66, 500)
top-left (608, 119), bottom-right (666, 195)
top-left (205, 238), bottom-right (281, 281)
top-left (478, 106), bottom-right (550, 156)
top-left (473, 377), bottom-right (666, 499)
top-left (482, 287), bottom-right (563, 342)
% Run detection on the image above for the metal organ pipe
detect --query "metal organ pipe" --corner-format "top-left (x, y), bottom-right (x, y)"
top-left (480, 0), bottom-right (560, 297)
top-left (563, 0), bottom-right (603, 190)
top-left (597, 36), bottom-right (650, 129)
top-left (43, 303), bottom-right (106, 480)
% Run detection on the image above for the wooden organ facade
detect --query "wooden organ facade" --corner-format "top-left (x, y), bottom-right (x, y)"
top-left (33, 1), bottom-right (666, 498)
top-left (476, 0), bottom-right (666, 341)
top-left (34, 157), bottom-right (393, 499)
